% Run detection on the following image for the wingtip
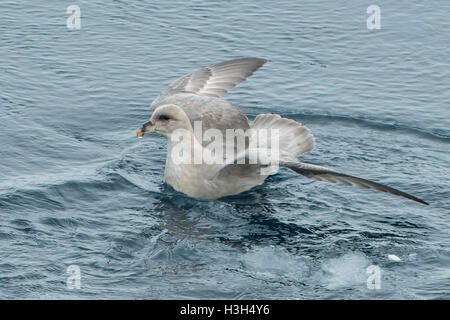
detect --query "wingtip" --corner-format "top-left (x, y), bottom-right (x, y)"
top-left (406, 193), bottom-right (429, 205)
top-left (236, 57), bottom-right (268, 67)
top-left (417, 198), bottom-right (429, 206)
top-left (256, 57), bottom-right (268, 64)
top-left (253, 57), bottom-right (268, 66)
top-left (402, 194), bottom-right (429, 205)
top-left (244, 57), bottom-right (268, 76)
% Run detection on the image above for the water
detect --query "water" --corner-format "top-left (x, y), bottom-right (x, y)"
top-left (0, 0), bottom-right (449, 299)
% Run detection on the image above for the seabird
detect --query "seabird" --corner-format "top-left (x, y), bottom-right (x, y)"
top-left (136, 58), bottom-right (428, 205)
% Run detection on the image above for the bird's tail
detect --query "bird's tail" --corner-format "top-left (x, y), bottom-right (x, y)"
top-left (250, 114), bottom-right (428, 205)
top-left (251, 114), bottom-right (315, 161)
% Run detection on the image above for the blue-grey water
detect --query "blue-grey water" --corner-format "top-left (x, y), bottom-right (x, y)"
top-left (1, 0), bottom-right (449, 299)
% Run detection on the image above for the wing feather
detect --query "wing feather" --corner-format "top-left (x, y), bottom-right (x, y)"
top-left (281, 161), bottom-right (428, 205)
top-left (152, 58), bottom-right (267, 108)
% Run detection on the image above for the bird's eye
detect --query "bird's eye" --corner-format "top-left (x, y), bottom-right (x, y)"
top-left (158, 114), bottom-right (171, 121)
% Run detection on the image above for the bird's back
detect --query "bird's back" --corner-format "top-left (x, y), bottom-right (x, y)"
top-left (153, 93), bottom-right (250, 138)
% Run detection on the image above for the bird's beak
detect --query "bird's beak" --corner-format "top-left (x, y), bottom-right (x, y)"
top-left (136, 120), bottom-right (155, 138)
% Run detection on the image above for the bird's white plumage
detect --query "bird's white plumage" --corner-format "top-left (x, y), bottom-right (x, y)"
top-left (139, 58), bottom-right (428, 204)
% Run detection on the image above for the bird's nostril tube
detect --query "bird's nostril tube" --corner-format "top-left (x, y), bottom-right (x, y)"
top-left (142, 121), bottom-right (153, 131)
top-left (142, 120), bottom-right (153, 129)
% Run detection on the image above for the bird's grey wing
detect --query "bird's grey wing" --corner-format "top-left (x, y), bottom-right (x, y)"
top-left (281, 161), bottom-right (428, 205)
top-left (151, 57), bottom-right (267, 108)
top-left (209, 150), bottom-right (273, 192)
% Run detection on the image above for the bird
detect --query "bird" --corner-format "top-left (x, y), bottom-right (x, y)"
top-left (136, 58), bottom-right (428, 205)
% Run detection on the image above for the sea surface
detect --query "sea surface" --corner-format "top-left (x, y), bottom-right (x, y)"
top-left (0, 0), bottom-right (449, 299)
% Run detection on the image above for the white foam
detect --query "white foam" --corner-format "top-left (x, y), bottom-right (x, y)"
top-left (241, 246), bottom-right (308, 281)
top-left (150, 229), bottom-right (168, 243)
top-left (388, 254), bottom-right (401, 262)
top-left (320, 252), bottom-right (371, 289)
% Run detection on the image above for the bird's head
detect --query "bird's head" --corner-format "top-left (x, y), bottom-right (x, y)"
top-left (136, 104), bottom-right (192, 138)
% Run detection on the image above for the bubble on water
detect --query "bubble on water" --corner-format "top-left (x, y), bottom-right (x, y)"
top-left (388, 254), bottom-right (401, 262)
top-left (408, 253), bottom-right (418, 261)
top-left (240, 246), bottom-right (309, 283)
top-left (150, 229), bottom-right (168, 243)
top-left (320, 252), bottom-right (371, 289)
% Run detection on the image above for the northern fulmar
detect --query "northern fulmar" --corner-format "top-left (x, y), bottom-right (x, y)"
top-left (136, 58), bottom-right (428, 205)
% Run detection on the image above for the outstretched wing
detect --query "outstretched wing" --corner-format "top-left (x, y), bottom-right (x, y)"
top-left (152, 58), bottom-right (267, 108)
top-left (281, 161), bottom-right (428, 205)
